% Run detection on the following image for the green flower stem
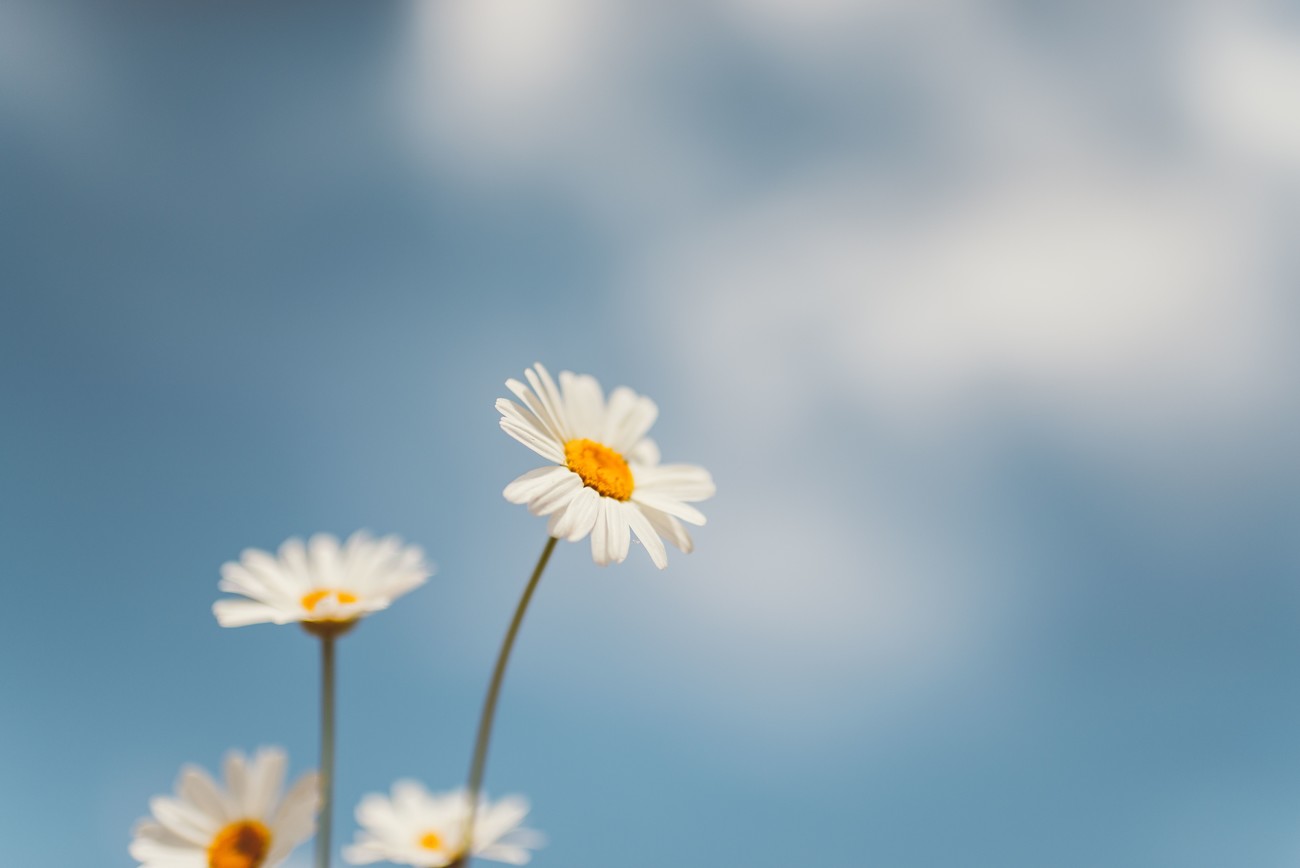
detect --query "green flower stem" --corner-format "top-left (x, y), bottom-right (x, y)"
top-left (459, 535), bottom-right (559, 866)
top-left (316, 632), bottom-right (337, 868)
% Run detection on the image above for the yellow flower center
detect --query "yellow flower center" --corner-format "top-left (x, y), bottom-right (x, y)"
top-left (208, 820), bottom-right (271, 868)
top-left (419, 831), bottom-right (445, 851)
top-left (301, 588), bottom-right (359, 613)
top-left (564, 438), bottom-right (634, 501)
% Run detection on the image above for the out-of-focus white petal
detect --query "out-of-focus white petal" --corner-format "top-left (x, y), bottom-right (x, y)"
top-left (343, 783), bottom-right (542, 867)
top-left (626, 437), bottom-right (661, 467)
top-left (213, 531), bottom-right (433, 629)
top-left (130, 748), bottom-right (317, 868)
top-left (212, 599), bottom-right (286, 628)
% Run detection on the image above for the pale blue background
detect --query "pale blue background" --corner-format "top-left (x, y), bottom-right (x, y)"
top-left (3, 2), bottom-right (1300, 867)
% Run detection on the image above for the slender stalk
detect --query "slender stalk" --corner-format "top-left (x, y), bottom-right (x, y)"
top-left (316, 632), bottom-right (337, 868)
top-left (459, 535), bottom-right (559, 866)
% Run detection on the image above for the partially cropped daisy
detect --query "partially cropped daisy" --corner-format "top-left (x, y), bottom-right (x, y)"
top-left (213, 531), bottom-right (433, 631)
top-left (498, 363), bottom-right (715, 568)
top-left (130, 747), bottom-right (318, 868)
top-left (343, 783), bottom-right (543, 867)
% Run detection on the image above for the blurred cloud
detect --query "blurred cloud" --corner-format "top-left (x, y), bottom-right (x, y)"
top-left (1182, 1), bottom-right (1300, 173)
top-left (390, 0), bottom-right (1300, 750)
top-left (646, 169), bottom-right (1285, 459)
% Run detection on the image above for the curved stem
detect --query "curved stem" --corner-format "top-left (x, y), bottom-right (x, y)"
top-left (460, 535), bottom-right (558, 865)
top-left (316, 633), bottom-right (337, 868)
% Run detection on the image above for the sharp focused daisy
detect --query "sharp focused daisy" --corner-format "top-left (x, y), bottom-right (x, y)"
top-left (343, 783), bottom-right (543, 867)
top-left (498, 363), bottom-right (715, 569)
top-left (212, 531), bottom-right (433, 630)
top-left (130, 747), bottom-right (318, 868)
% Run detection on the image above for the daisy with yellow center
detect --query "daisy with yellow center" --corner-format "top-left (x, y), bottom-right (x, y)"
top-left (212, 531), bottom-right (434, 868)
top-left (130, 747), bottom-right (318, 868)
top-left (451, 365), bottom-right (713, 861)
top-left (343, 783), bottom-right (543, 867)
top-left (499, 363), bottom-right (715, 568)
top-left (212, 531), bottom-right (433, 631)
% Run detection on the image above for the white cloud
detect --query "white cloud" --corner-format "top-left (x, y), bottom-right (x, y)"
top-left (1181, 2), bottom-right (1300, 173)
top-left (645, 167), bottom-right (1286, 464)
top-left (400, 0), bottom-right (612, 158)
top-left (614, 160), bottom-right (1294, 743)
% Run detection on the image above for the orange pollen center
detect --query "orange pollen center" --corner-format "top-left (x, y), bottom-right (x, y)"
top-left (564, 438), bottom-right (634, 501)
top-left (301, 588), bottom-right (358, 613)
top-left (208, 820), bottom-right (271, 868)
top-left (419, 831), bottom-right (445, 851)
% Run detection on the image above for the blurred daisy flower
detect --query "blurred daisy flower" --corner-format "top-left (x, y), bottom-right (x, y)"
top-left (129, 746), bottom-right (318, 868)
top-left (212, 531), bottom-right (433, 631)
top-left (343, 782), bottom-right (543, 867)
top-left (498, 363), bottom-right (715, 568)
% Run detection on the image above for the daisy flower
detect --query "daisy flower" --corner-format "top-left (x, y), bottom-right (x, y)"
top-left (212, 531), bottom-right (433, 631)
top-left (129, 747), bottom-right (318, 868)
top-left (343, 782), bottom-right (543, 867)
top-left (498, 363), bottom-right (715, 568)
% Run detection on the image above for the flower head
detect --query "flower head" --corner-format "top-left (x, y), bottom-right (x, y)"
top-left (130, 747), bottom-right (318, 868)
top-left (213, 531), bottom-right (433, 631)
top-left (498, 363), bottom-right (715, 568)
top-left (343, 782), bottom-right (543, 867)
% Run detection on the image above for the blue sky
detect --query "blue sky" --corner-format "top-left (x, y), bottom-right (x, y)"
top-left (3, 2), bottom-right (1300, 866)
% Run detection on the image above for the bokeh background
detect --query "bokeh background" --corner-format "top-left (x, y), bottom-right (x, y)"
top-left (4, 1), bottom-right (1300, 866)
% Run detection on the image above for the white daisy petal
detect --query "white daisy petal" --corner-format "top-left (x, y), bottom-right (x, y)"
top-left (242, 548), bottom-right (303, 595)
top-left (600, 386), bottom-right (638, 446)
top-left (590, 499), bottom-right (613, 566)
top-left (626, 437), bottom-right (660, 467)
top-left (634, 463), bottom-right (717, 501)
top-left (559, 486), bottom-right (601, 542)
top-left (129, 824), bottom-right (209, 868)
top-left (506, 378), bottom-right (566, 445)
top-left (149, 797), bottom-right (219, 845)
top-left (528, 363), bottom-right (572, 442)
top-left (344, 783), bottom-right (542, 867)
top-left (558, 370), bottom-right (605, 439)
top-left (527, 472), bottom-right (582, 516)
top-left (278, 538), bottom-right (311, 586)
top-left (624, 502), bottom-right (669, 569)
top-left (503, 466), bottom-right (571, 504)
top-left (498, 365), bottom-right (712, 568)
top-left (217, 563), bottom-right (277, 604)
top-left (307, 534), bottom-right (344, 590)
top-left (213, 531), bottom-right (433, 630)
top-left (640, 505), bottom-right (695, 554)
top-left (610, 395), bottom-right (659, 454)
top-left (242, 746), bottom-right (286, 819)
top-left (271, 771), bottom-right (320, 844)
top-left (177, 765), bottom-right (234, 823)
top-left (630, 491), bottom-right (708, 526)
top-left (212, 599), bottom-right (288, 628)
top-left (608, 501), bottom-right (631, 564)
top-left (516, 369), bottom-right (566, 445)
top-left (496, 399), bottom-right (565, 463)
top-left (131, 748), bottom-right (317, 868)
top-left (500, 418), bottom-right (566, 464)
top-left (494, 397), bottom-right (551, 445)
